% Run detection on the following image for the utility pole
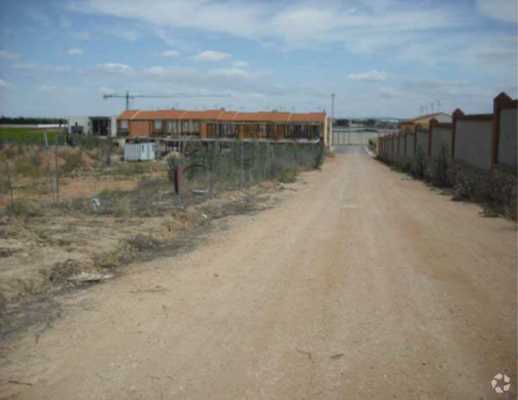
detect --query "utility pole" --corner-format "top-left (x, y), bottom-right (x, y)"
top-left (331, 93), bottom-right (335, 148)
top-left (125, 91), bottom-right (130, 111)
top-left (331, 93), bottom-right (335, 121)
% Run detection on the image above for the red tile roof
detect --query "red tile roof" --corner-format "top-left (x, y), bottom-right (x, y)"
top-left (118, 109), bottom-right (326, 124)
top-left (118, 110), bottom-right (140, 119)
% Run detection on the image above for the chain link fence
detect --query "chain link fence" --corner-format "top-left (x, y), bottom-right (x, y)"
top-left (1, 137), bottom-right (324, 216)
top-left (0, 132), bottom-right (119, 214)
top-left (169, 140), bottom-right (323, 203)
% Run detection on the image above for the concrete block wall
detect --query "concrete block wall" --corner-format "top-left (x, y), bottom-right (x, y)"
top-left (399, 134), bottom-right (405, 162)
top-left (391, 134), bottom-right (398, 162)
top-left (497, 101), bottom-right (517, 169)
top-left (455, 117), bottom-right (493, 170)
top-left (430, 122), bottom-right (453, 160)
top-left (415, 128), bottom-right (428, 156)
top-left (387, 135), bottom-right (395, 162)
top-left (405, 132), bottom-right (415, 161)
top-left (394, 133), bottom-right (403, 163)
top-left (393, 135), bottom-right (399, 162)
top-left (378, 92), bottom-right (517, 173)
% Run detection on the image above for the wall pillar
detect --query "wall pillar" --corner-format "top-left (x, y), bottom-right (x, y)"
top-left (492, 92), bottom-right (513, 167)
top-left (428, 118), bottom-right (438, 157)
top-left (451, 109), bottom-right (464, 159)
top-left (413, 125), bottom-right (418, 155)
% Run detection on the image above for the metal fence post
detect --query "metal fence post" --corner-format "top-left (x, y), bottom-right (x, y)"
top-left (4, 160), bottom-right (14, 212)
top-left (263, 142), bottom-right (269, 180)
top-left (175, 164), bottom-right (184, 208)
top-left (240, 140), bottom-right (245, 189)
top-left (53, 143), bottom-right (60, 203)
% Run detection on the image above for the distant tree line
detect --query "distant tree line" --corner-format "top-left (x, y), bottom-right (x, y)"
top-left (0, 116), bottom-right (67, 125)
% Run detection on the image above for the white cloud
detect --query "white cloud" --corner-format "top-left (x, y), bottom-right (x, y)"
top-left (146, 66), bottom-right (168, 76)
top-left (379, 87), bottom-right (403, 100)
top-left (195, 50), bottom-right (231, 62)
top-left (348, 70), bottom-right (387, 81)
top-left (67, 48), bottom-right (84, 56)
top-left (161, 50), bottom-right (180, 58)
top-left (0, 50), bottom-right (20, 61)
top-left (39, 85), bottom-right (58, 91)
top-left (233, 60), bottom-right (249, 68)
top-left (0, 79), bottom-right (8, 88)
top-left (12, 63), bottom-right (71, 73)
top-left (210, 67), bottom-right (249, 78)
top-left (477, 0), bottom-right (518, 23)
top-left (98, 86), bottom-right (115, 95)
top-left (71, 27), bottom-right (137, 43)
top-left (76, 31), bottom-right (91, 40)
top-left (25, 9), bottom-right (51, 27)
top-left (270, 7), bottom-right (340, 42)
top-left (109, 28), bottom-right (139, 42)
top-left (144, 66), bottom-right (195, 78)
top-left (96, 63), bottom-right (133, 73)
top-left (72, 0), bottom-right (460, 47)
top-left (59, 15), bottom-right (72, 30)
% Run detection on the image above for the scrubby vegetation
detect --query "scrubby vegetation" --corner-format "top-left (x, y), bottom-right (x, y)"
top-left (378, 144), bottom-right (517, 220)
top-left (450, 163), bottom-right (517, 220)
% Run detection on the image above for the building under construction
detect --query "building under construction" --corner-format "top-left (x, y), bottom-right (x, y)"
top-left (117, 109), bottom-right (328, 142)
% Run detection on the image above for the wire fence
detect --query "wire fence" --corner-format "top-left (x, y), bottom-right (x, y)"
top-left (169, 140), bottom-right (323, 202)
top-left (0, 133), bottom-right (117, 214)
top-left (0, 138), bottom-right (324, 216)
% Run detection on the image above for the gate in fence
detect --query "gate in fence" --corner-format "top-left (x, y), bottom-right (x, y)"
top-left (332, 128), bottom-right (380, 146)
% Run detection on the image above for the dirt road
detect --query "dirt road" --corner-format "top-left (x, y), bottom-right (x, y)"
top-left (1, 147), bottom-right (516, 399)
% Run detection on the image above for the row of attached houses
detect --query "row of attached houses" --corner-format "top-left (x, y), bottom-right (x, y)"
top-left (117, 109), bottom-right (329, 142)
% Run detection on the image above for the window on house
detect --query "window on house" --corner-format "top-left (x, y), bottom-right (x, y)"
top-left (120, 120), bottom-right (128, 129)
top-left (154, 120), bottom-right (162, 130)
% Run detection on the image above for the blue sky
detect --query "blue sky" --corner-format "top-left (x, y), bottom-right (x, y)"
top-left (0, 0), bottom-right (516, 118)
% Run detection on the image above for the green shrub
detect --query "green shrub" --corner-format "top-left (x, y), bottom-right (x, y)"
top-left (70, 135), bottom-right (102, 150)
top-left (432, 145), bottom-right (450, 187)
top-left (414, 147), bottom-right (426, 178)
top-left (6, 200), bottom-right (43, 217)
top-left (277, 168), bottom-right (297, 183)
top-left (14, 157), bottom-right (42, 178)
top-left (111, 162), bottom-right (149, 176)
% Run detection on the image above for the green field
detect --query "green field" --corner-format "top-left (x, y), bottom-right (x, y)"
top-left (0, 127), bottom-right (64, 145)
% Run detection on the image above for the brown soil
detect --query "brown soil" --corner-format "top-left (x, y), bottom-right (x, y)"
top-left (0, 180), bottom-right (279, 310)
top-left (0, 149), bottom-right (516, 399)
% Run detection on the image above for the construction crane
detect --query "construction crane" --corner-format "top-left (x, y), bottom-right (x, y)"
top-left (103, 91), bottom-right (233, 110)
top-left (103, 91), bottom-right (179, 111)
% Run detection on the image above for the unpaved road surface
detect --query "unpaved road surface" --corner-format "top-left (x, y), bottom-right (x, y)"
top-left (1, 147), bottom-right (516, 399)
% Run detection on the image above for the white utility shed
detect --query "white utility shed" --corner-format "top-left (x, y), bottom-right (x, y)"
top-left (124, 142), bottom-right (157, 161)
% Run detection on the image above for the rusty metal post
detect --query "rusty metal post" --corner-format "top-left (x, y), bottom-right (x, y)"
top-left (239, 140), bottom-right (244, 189)
top-left (174, 164), bottom-right (183, 208)
top-left (53, 142), bottom-right (60, 203)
